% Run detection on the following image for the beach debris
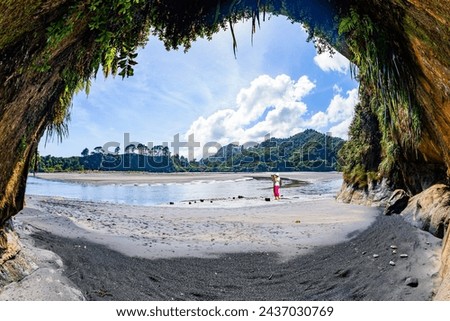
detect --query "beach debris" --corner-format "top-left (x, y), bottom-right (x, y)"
top-left (384, 189), bottom-right (409, 215)
top-left (373, 254), bottom-right (379, 258)
top-left (400, 254), bottom-right (409, 258)
top-left (265, 198), bottom-right (271, 202)
top-left (390, 245), bottom-right (398, 249)
top-left (389, 261), bottom-right (396, 266)
top-left (268, 273), bottom-right (273, 280)
top-left (335, 269), bottom-right (351, 278)
top-left (405, 277), bottom-right (419, 287)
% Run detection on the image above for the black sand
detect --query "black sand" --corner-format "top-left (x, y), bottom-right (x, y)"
top-left (31, 214), bottom-right (440, 301)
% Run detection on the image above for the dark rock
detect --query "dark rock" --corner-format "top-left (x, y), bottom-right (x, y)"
top-left (335, 269), bottom-right (351, 278)
top-left (336, 178), bottom-right (392, 207)
top-left (169, 202), bottom-right (174, 205)
top-left (238, 195), bottom-right (244, 199)
top-left (265, 198), bottom-right (271, 202)
top-left (384, 189), bottom-right (410, 215)
top-left (405, 277), bottom-right (419, 287)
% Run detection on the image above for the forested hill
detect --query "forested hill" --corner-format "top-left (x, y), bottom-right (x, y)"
top-left (203, 129), bottom-right (344, 172)
top-left (36, 129), bottom-right (344, 173)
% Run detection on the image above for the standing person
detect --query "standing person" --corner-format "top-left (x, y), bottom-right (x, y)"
top-left (271, 173), bottom-right (281, 200)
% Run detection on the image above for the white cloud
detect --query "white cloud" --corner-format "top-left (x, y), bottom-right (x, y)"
top-left (329, 118), bottom-right (353, 140)
top-left (304, 88), bottom-right (358, 139)
top-left (333, 84), bottom-right (342, 94)
top-left (186, 74), bottom-right (315, 151)
top-left (313, 51), bottom-right (349, 74)
top-left (185, 75), bottom-right (358, 158)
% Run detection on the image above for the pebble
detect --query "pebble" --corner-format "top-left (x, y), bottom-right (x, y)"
top-left (392, 250), bottom-right (397, 254)
top-left (362, 251), bottom-right (367, 255)
top-left (405, 277), bottom-right (419, 287)
top-left (373, 254), bottom-right (379, 258)
top-left (389, 261), bottom-right (396, 266)
top-left (400, 254), bottom-right (409, 258)
top-left (390, 245), bottom-right (398, 249)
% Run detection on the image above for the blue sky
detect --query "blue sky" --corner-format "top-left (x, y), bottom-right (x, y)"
top-left (40, 15), bottom-right (358, 158)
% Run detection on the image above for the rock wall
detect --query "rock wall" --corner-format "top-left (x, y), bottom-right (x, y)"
top-left (0, 220), bottom-right (84, 300)
top-left (336, 178), bottom-right (392, 207)
top-left (435, 229), bottom-right (450, 300)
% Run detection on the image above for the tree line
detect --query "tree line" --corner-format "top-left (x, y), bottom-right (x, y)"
top-left (34, 130), bottom-right (344, 173)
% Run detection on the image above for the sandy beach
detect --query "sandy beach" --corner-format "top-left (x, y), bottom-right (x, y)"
top-left (2, 172), bottom-right (442, 300)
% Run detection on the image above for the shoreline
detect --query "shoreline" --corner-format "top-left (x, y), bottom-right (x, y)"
top-left (32, 171), bottom-right (342, 186)
top-left (1, 171), bottom-right (442, 300)
top-left (21, 195), bottom-right (379, 260)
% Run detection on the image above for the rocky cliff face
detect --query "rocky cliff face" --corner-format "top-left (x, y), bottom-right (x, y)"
top-left (335, 0), bottom-right (450, 298)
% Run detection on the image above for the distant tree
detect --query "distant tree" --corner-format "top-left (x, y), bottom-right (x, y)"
top-left (162, 146), bottom-right (170, 157)
top-left (94, 146), bottom-right (104, 154)
top-left (137, 143), bottom-right (148, 155)
top-left (81, 148), bottom-right (89, 157)
top-left (125, 144), bottom-right (136, 154)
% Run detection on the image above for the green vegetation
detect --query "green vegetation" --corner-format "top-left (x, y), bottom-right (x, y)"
top-left (338, 5), bottom-right (421, 150)
top-left (336, 1), bottom-right (432, 190)
top-left (1, 0), bottom-right (448, 228)
top-left (34, 130), bottom-right (343, 173)
top-left (203, 129), bottom-right (343, 172)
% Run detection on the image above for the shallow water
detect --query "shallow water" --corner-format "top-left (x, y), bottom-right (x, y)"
top-left (26, 174), bottom-right (342, 206)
